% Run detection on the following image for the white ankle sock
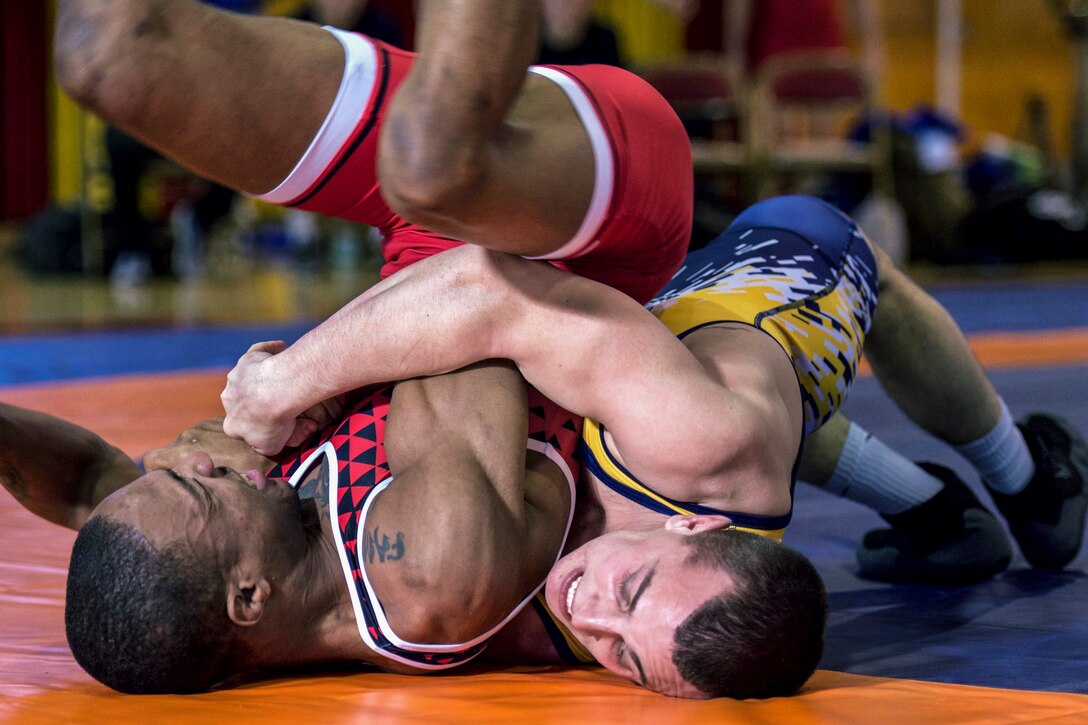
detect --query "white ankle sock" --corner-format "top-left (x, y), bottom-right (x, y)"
top-left (824, 422), bottom-right (944, 515)
top-left (954, 401), bottom-right (1035, 495)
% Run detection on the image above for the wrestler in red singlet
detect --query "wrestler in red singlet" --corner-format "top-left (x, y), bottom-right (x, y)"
top-left (264, 385), bottom-right (581, 670)
top-left (259, 27), bottom-right (692, 305)
top-left (257, 24), bottom-right (693, 670)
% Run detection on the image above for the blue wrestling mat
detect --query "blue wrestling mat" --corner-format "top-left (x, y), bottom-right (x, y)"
top-left (794, 363), bottom-right (1088, 693)
top-left (0, 322), bottom-right (314, 385)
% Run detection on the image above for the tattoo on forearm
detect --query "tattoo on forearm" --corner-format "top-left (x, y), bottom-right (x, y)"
top-left (364, 527), bottom-right (406, 564)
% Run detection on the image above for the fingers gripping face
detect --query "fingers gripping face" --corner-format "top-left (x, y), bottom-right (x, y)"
top-left (144, 419), bottom-right (274, 474)
top-left (221, 340), bottom-right (297, 456)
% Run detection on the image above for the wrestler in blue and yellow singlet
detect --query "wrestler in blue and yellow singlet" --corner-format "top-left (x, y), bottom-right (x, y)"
top-left (580, 195), bottom-right (880, 541)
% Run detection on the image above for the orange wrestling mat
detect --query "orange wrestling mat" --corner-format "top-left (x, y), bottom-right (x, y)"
top-left (857, 326), bottom-right (1088, 375)
top-left (3, 362), bottom-right (1088, 723)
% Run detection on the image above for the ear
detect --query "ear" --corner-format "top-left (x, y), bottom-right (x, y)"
top-left (664, 514), bottom-right (732, 535)
top-left (226, 577), bottom-right (272, 627)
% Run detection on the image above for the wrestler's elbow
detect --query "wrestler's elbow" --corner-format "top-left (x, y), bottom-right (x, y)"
top-left (378, 99), bottom-right (487, 228)
top-left (393, 569), bottom-right (521, 646)
top-left (378, 147), bottom-right (484, 229)
top-left (428, 577), bottom-right (525, 645)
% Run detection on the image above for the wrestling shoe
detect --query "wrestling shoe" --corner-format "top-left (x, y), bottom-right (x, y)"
top-left (986, 413), bottom-right (1088, 569)
top-left (857, 462), bottom-right (1012, 584)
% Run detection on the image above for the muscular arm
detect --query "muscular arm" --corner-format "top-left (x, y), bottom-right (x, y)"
top-left (378, 0), bottom-right (539, 226)
top-left (225, 246), bottom-right (758, 492)
top-left (363, 363), bottom-right (571, 644)
top-left (0, 403), bottom-right (141, 530)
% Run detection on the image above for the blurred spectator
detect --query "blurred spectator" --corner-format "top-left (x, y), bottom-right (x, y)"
top-left (538, 0), bottom-right (623, 67)
top-left (295, 0), bottom-right (405, 47)
top-left (102, 0), bottom-right (262, 282)
top-left (104, 127), bottom-right (232, 281)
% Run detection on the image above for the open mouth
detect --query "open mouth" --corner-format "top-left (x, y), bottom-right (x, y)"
top-left (241, 469), bottom-right (269, 490)
top-left (564, 572), bottom-right (583, 618)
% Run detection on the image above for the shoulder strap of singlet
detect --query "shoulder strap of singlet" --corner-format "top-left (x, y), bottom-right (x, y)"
top-left (579, 419), bottom-right (790, 538)
top-left (530, 594), bottom-right (596, 665)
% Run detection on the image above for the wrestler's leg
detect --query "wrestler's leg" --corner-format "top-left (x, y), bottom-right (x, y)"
top-left (55, 0), bottom-right (341, 194)
top-left (864, 242), bottom-right (1002, 445)
top-left (378, 1), bottom-right (596, 256)
top-left (381, 73), bottom-right (596, 256)
top-left (863, 239), bottom-right (1088, 570)
top-left (801, 411), bottom-right (1012, 583)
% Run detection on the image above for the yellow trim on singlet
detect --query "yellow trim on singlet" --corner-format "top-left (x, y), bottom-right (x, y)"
top-left (583, 419), bottom-right (695, 515)
top-left (533, 593), bottom-right (596, 664)
top-left (734, 524), bottom-right (785, 539)
top-left (582, 419), bottom-right (786, 541)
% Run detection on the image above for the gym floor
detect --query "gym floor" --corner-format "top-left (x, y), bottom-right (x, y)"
top-left (1, 242), bottom-right (1087, 722)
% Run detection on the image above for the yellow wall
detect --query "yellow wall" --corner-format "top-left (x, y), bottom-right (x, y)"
top-left (49, 0), bottom-right (81, 206)
top-left (598, 0), bottom-right (1076, 151)
top-left (595, 0), bottom-right (687, 61)
top-left (879, 1), bottom-right (1073, 152)
top-left (601, 0), bottom-right (1077, 154)
top-left (51, 85), bottom-right (93, 205)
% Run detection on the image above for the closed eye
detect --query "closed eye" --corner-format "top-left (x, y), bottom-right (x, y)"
top-left (630, 567), bottom-right (655, 612)
top-left (165, 469), bottom-right (215, 514)
top-left (619, 565), bottom-right (656, 688)
top-left (619, 570), bottom-right (638, 610)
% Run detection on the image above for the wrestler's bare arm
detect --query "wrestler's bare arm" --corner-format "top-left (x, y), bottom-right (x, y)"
top-left (362, 363), bottom-right (571, 644)
top-left (0, 403), bottom-right (140, 529)
top-left (224, 246), bottom-right (767, 496)
top-left (378, 0), bottom-right (595, 255)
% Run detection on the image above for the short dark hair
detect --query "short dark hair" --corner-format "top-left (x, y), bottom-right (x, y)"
top-left (672, 530), bottom-right (827, 699)
top-left (65, 516), bottom-right (237, 693)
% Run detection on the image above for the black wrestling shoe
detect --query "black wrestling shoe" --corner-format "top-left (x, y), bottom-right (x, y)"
top-left (856, 462), bottom-right (1012, 584)
top-left (986, 413), bottom-right (1088, 570)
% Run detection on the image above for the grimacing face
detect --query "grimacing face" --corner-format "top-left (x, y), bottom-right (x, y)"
top-left (543, 515), bottom-right (734, 698)
top-left (93, 451), bottom-right (310, 576)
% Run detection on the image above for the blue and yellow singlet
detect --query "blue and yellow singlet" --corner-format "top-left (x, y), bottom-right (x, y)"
top-left (580, 195), bottom-right (879, 539)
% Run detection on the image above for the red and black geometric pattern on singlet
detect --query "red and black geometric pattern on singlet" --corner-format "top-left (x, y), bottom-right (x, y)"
top-left (266, 385), bottom-right (481, 667)
top-left (526, 388), bottom-right (583, 482)
top-left (265, 384), bottom-right (583, 669)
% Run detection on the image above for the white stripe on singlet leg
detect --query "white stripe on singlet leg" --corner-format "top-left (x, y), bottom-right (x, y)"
top-left (256, 27), bottom-right (379, 204)
top-left (523, 66), bottom-right (615, 261)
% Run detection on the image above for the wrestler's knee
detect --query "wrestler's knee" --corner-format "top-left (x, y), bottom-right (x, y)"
top-left (55, 0), bottom-right (169, 122)
top-left (864, 258), bottom-right (918, 350)
top-left (378, 141), bottom-right (485, 229)
top-left (378, 89), bottom-right (488, 228)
